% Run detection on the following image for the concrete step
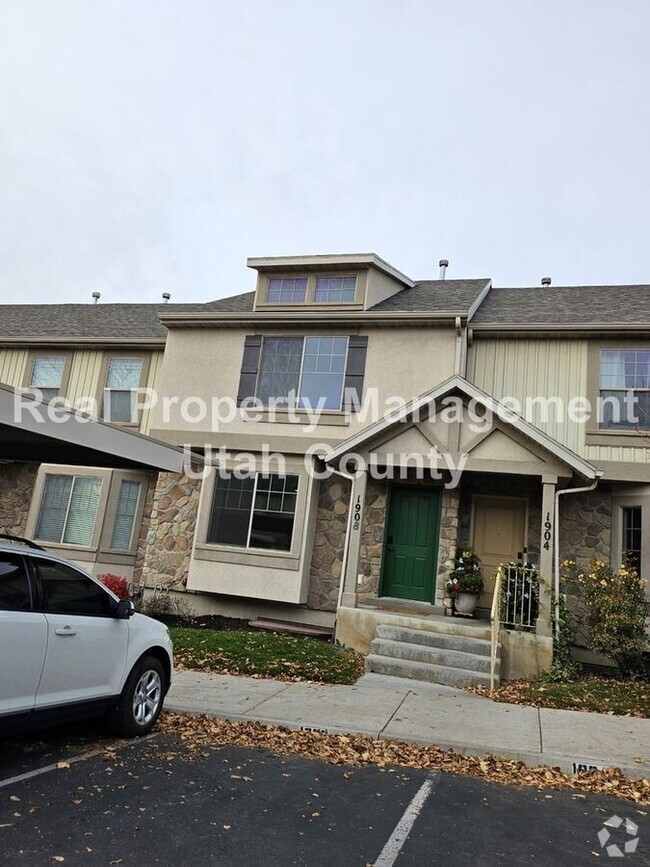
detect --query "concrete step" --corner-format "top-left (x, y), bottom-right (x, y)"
top-left (376, 624), bottom-right (495, 657)
top-left (369, 637), bottom-right (500, 674)
top-left (366, 654), bottom-right (496, 688)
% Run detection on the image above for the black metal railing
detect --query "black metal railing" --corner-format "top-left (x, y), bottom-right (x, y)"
top-left (500, 563), bottom-right (539, 631)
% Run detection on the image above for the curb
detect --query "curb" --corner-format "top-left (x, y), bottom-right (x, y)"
top-left (164, 703), bottom-right (650, 782)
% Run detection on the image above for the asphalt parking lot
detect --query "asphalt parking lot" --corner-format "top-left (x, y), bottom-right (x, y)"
top-left (1, 721), bottom-right (647, 865)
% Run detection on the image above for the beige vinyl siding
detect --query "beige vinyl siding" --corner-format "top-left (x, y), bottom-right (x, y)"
top-left (65, 350), bottom-right (104, 410)
top-left (0, 348), bottom-right (29, 387)
top-left (586, 445), bottom-right (650, 464)
top-left (468, 338), bottom-right (588, 455)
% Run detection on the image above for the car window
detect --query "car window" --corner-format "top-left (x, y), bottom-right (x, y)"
top-left (34, 559), bottom-right (114, 617)
top-left (0, 553), bottom-right (32, 611)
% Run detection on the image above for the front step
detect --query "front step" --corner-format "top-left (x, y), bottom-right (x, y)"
top-left (376, 625), bottom-right (493, 656)
top-left (369, 638), bottom-right (499, 675)
top-left (365, 654), bottom-right (493, 688)
top-left (366, 622), bottom-right (501, 688)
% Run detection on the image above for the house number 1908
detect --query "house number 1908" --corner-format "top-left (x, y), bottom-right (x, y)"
top-left (352, 496), bottom-right (362, 531)
top-left (543, 511), bottom-right (552, 550)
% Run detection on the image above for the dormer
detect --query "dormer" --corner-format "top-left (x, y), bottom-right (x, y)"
top-left (247, 253), bottom-right (413, 312)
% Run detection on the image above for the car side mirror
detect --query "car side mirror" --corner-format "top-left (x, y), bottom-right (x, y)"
top-left (115, 599), bottom-right (135, 619)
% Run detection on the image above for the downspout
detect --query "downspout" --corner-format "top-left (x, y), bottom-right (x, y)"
top-left (553, 472), bottom-right (603, 635)
top-left (454, 317), bottom-right (463, 375)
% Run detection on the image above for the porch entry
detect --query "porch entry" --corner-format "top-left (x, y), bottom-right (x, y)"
top-left (472, 496), bottom-right (527, 609)
top-left (380, 486), bottom-right (441, 603)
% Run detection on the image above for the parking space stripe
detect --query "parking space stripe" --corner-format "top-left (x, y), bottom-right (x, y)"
top-left (0, 733), bottom-right (158, 790)
top-left (373, 773), bottom-right (439, 867)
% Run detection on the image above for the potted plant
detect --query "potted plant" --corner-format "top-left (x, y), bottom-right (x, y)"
top-left (445, 551), bottom-right (484, 616)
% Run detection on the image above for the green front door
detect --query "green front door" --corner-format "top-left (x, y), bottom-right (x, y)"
top-left (381, 486), bottom-right (441, 602)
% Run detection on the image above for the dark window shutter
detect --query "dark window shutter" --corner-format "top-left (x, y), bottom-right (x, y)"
top-left (343, 336), bottom-right (368, 411)
top-left (237, 336), bottom-right (262, 406)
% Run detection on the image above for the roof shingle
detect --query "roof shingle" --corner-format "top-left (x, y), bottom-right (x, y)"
top-left (0, 293), bottom-right (255, 340)
top-left (369, 279), bottom-right (491, 314)
top-left (471, 285), bottom-right (650, 325)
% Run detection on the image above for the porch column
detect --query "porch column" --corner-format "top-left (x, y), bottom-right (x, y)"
top-left (536, 474), bottom-right (557, 638)
top-left (339, 470), bottom-right (367, 608)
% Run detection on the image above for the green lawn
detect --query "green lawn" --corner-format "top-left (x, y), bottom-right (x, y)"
top-left (471, 675), bottom-right (649, 717)
top-left (169, 627), bottom-right (365, 685)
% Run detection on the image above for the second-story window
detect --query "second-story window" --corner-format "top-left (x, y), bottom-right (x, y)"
top-left (314, 276), bottom-right (357, 302)
top-left (257, 336), bottom-right (348, 410)
top-left (29, 356), bottom-right (66, 401)
top-left (267, 277), bottom-right (308, 303)
top-left (600, 349), bottom-right (650, 429)
top-left (104, 358), bottom-right (143, 423)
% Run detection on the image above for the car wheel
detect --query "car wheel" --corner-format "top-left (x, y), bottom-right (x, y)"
top-left (107, 656), bottom-right (166, 737)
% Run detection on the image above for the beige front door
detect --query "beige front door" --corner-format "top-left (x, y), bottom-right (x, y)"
top-left (472, 496), bottom-right (527, 609)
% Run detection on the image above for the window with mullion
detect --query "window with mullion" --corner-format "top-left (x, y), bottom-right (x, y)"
top-left (104, 358), bottom-right (143, 422)
top-left (314, 276), bottom-right (357, 303)
top-left (36, 474), bottom-right (102, 546)
top-left (622, 506), bottom-right (642, 573)
top-left (257, 336), bottom-right (349, 409)
top-left (599, 349), bottom-right (650, 429)
top-left (29, 356), bottom-right (66, 401)
top-left (207, 472), bottom-right (298, 551)
top-left (266, 277), bottom-right (308, 304)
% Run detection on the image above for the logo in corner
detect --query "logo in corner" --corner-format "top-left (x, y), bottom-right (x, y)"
top-left (598, 815), bottom-right (640, 857)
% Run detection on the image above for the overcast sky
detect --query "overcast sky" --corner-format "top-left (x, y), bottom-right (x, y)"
top-left (1, 1), bottom-right (649, 304)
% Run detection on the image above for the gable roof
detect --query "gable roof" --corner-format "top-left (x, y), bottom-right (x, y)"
top-left (472, 284), bottom-right (650, 327)
top-left (369, 279), bottom-right (491, 316)
top-left (322, 375), bottom-right (598, 480)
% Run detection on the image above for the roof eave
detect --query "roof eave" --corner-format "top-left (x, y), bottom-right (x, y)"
top-left (157, 311), bottom-right (469, 329)
top-left (246, 253), bottom-right (415, 288)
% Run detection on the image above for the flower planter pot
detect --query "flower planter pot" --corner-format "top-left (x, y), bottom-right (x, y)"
top-left (454, 592), bottom-right (480, 616)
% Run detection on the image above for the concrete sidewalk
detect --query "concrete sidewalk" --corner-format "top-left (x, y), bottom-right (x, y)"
top-left (166, 670), bottom-right (650, 780)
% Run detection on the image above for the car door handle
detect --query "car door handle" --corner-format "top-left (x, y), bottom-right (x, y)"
top-left (55, 626), bottom-right (77, 637)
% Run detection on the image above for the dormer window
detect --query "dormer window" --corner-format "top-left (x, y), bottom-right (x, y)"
top-left (314, 276), bottom-right (357, 303)
top-left (267, 277), bottom-right (307, 303)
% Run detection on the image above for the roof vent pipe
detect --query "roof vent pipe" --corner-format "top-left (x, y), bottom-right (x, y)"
top-left (92, 291), bottom-right (101, 305)
top-left (162, 292), bottom-right (171, 303)
top-left (439, 259), bottom-right (449, 280)
top-left (541, 277), bottom-right (552, 286)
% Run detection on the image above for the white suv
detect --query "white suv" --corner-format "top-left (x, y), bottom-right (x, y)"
top-left (0, 536), bottom-right (173, 737)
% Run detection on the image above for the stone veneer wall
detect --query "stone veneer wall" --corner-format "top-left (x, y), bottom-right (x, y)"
top-left (558, 486), bottom-right (611, 563)
top-left (357, 476), bottom-right (387, 600)
top-left (356, 478), bottom-right (456, 605)
top-left (0, 462), bottom-right (39, 536)
top-left (435, 487), bottom-right (460, 603)
top-left (306, 474), bottom-right (351, 612)
top-left (138, 471), bottom-right (201, 590)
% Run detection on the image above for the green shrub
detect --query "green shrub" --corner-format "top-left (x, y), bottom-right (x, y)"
top-left (562, 559), bottom-right (649, 677)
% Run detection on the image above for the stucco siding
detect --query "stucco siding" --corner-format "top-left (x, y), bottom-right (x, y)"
top-left (150, 326), bottom-right (458, 448)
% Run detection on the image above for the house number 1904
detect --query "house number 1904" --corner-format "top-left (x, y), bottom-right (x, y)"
top-left (543, 512), bottom-right (552, 550)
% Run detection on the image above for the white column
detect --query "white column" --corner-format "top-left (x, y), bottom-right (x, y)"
top-left (339, 470), bottom-right (367, 608)
top-left (536, 474), bottom-right (557, 637)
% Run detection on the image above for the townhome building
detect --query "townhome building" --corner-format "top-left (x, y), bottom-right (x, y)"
top-left (1, 255), bottom-right (649, 683)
